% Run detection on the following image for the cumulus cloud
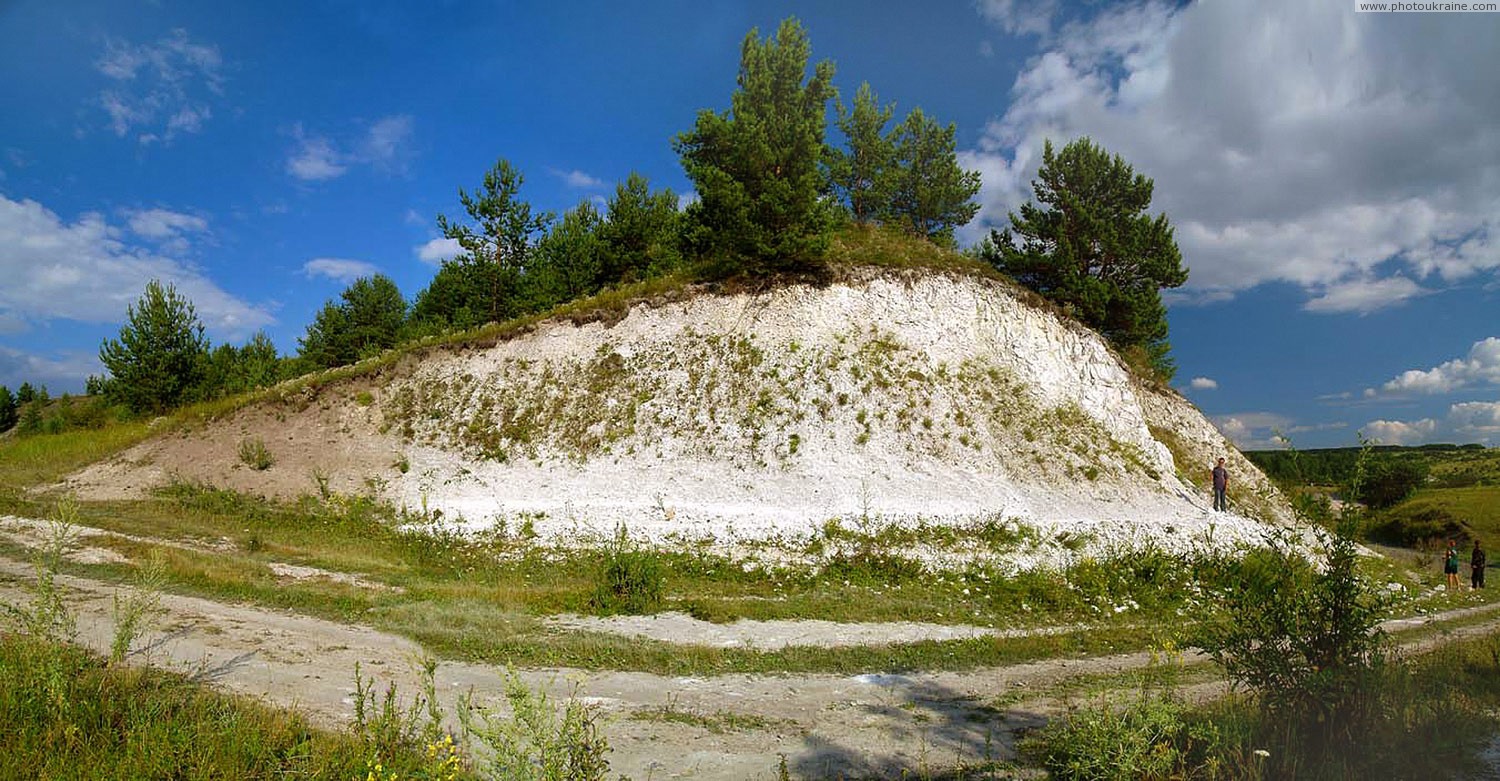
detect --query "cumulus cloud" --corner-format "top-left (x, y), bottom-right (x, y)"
top-left (1365, 401), bottom-right (1500, 446)
top-left (0, 346), bottom-right (103, 395)
top-left (123, 207), bottom-right (209, 256)
top-left (1189, 376), bottom-right (1218, 390)
top-left (415, 237), bottom-right (461, 265)
top-left (1370, 337), bottom-right (1500, 396)
top-left (302, 258), bottom-right (380, 283)
top-left (1211, 411), bottom-right (1293, 450)
top-left (0, 194), bottom-right (272, 337)
top-left (551, 168), bottom-right (608, 189)
top-left (976, 0), bottom-right (1059, 37)
top-left (286, 115), bottom-right (414, 182)
top-left (965, 0), bottom-right (1500, 314)
top-left (286, 133), bottom-right (347, 181)
top-left (95, 29), bottom-right (224, 144)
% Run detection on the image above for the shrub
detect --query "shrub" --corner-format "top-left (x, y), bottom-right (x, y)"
top-left (1195, 513), bottom-right (1389, 757)
top-left (460, 669), bottom-right (610, 781)
top-left (588, 524), bottom-right (664, 615)
top-left (1370, 505), bottom-right (1467, 548)
top-left (237, 437), bottom-right (274, 470)
top-left (1022, 693), bottom-right (1189, 781)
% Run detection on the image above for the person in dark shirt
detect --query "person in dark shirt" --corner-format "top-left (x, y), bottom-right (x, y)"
top-left (1472, 539), bottom-right (1487, 590)
top-left (1211, 457), bottom-right (1229, 512)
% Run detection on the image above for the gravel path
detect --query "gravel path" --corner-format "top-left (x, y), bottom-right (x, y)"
top-left (5, 551), bottom-right (1498, 780)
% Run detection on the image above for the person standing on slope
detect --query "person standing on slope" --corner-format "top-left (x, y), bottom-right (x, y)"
top-left (1472, 539), bottom-right (1487, 590)
top-left (1211, 457), bottom-right (1229, 512)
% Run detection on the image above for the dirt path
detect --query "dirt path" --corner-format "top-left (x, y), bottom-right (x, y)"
top-left (6, 554), bottom-right (1500, 780)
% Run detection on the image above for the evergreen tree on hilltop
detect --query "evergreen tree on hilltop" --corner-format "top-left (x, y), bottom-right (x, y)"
top-left (99, 280), bottom-right (209, 414)
top-left (882, 108), bottom-right (981, 248)
top-left (0, 385), bottom-right (17, 433)
top-left (983, 137), bottom-right (1187, 379)
top-left (674, 17), bottom-right (836, 272)
top-left (828, 82), bottom-right (895, 225)
top-left (422, 159), bottom-right (553, 327)
top-left (598, 172), bottom-right (681, 284)
top-left (300, 275), bottom-right (407, 369)
top-left (529, 200), bottom-right (606, 310)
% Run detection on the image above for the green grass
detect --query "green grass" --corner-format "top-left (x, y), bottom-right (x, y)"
top-left (0, 633), bottom-right (437, 780)
top-left (0, 483), bottom-right (1232, 675)
top-left (0, 422), bottom-right (150, 504)
top-left (1390, 485), bottom-right (1500, 541)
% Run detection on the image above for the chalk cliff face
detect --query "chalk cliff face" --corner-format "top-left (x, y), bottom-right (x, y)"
top-left (379, 272), bottom-right (1292, 544)
top-left (67, 271), bottom-right (1293, 561)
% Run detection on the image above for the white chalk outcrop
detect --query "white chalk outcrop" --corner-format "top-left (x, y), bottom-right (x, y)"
top-left (66, 270), bottom-right (1293, 565)
top-left (383, 272), bottom-right (1291, 555)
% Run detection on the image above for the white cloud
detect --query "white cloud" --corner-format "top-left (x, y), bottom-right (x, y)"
top-left (360, 115), bottom-right (415, 172)
top-left (976, 0), bottom-right (1059, 37)
top-left (125, 208), bottom-right (208, 240)
top-left (1189, 376), bottom-right (1217, 390)
top-left (95, 29), bottom-right (224, 144)
top-left (1363, 417), bottom-right (1442, 446)
top-left (286, 115), bottom-right (413, 182)
top-left (677, 191), bottom-right (699, 211)
top-left (963, 0), bottom-right (1500, 314)
top-left (1371, 337), bottom-right (1500, 396)
top-left (1211, 411), bottom-right (1294, 450)
top-left (0, 346), bottom-right (103, 394)
top-left (552, 168), bottom-right (607, 189)
top-left (0, 195), bottom-right (272, 338)
top-left (302, 257), bottom-right (380, 283)
top-left (1302, 275), bottom-right (1427, 315)
top-left (415, 237), bottom-right (461, 265)
top-left (286, 131), bottom-right (347, 181)
top-left (1365, 400), bottom-right (1500, 446)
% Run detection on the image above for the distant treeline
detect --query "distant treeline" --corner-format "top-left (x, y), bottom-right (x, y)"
top-left (1246, 444), bottom-right (1483, 486)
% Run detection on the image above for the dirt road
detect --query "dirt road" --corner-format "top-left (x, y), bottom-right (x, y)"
top-left (4, 551), bottom-right (1497, 780)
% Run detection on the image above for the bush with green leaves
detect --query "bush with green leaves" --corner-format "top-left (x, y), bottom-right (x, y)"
top-left (1195, 514), bottom-right (1389, 758)
top-left (588, 524), bottom-right (665, 615)
top-left (1023, 693), bottom-right (1190, 781)
top-left (459, 670), bottom-right (610, 781)
top-left (1354, 457), bottom-right (1428, 509)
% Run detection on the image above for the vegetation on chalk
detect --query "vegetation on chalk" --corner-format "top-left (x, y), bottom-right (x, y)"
top-left (237, 436), bottom-right (274, 470)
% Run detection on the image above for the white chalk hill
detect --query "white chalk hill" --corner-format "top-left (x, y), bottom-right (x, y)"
top-left (69, 270), bottom-right (1292, 563)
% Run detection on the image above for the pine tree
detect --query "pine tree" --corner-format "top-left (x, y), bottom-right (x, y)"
top-left (829, 82), bottom-right (895, 224)
top-left (529, 200), bottom-right (606, 309)
top-left (674, 17), bottom-right (836, 272)
top-left (0, 385), bottom-right (17, 433)
top-left (983, 137), bottom-right (1187, 379)
top-left (434, 159), bottom-right (552, 324)
top-left (883, 108), bottom-right (981, 248)
top-left (299, 275), bottom-right (406, 369)
top-left (598, 172), bottom-right (681, 284)
top-left (98, 280), bottom-right (209, 414)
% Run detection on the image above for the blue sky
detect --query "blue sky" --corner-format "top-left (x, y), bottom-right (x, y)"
top-left (2, 0), bottom-right (1498, 449)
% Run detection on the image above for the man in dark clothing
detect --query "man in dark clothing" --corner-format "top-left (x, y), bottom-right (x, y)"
top-left (1211, 457), bottom-right (1229, 512)
top-left (1473, 540), bottom-right (1487, 590)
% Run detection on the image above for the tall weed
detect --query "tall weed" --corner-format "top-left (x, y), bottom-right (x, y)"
top-left (588, 523), bottom-right (664, 615)
top-left (459, 670), bottom-right (610, 781)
